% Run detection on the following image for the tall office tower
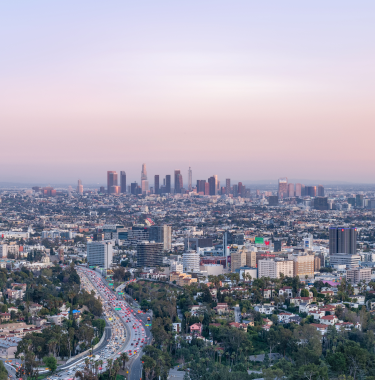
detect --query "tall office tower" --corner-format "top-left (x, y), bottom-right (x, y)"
top-left (77, 179), bottom-right (83, 195)
top-left (295, 183), bottom-right (302, 197)
top-left (107, 171), bottom-right (118, 193)
top-left (188, 167), bottom-right (192, 191)
top-left (278, 178), bottom-right (288, 198)
top-left (136, 242), bottom-right (163, 268)
top-left (356, 194), bottom-right (364, 207)
top-left (87, 241), bottom-right (113, 269)
top-left (165, 175), bottom-right (171, 193)
top-left (288, 183), bottom-right (294, 197)
top-left (141, 163), bottom-right (147, 181)
top-left (141, 180), bottom-right (149, 194)
top-left (306, 186), bottom-right (317, 197)
top-left (99, 186), bottom-right (105, 193)
top-left (154, 175), bottom-right (160, 195)
top-left (196, 180), bottom-right (206, 193)
top-left (208, 176), bottom-right (217, 195)
top-left (174, 170), bottom-right (183, 193)
top-left (204, 182), bottom-right (210, 195)
top-left (233, 184), bottom-right (238, 197)
top-left (131, 182), bottom-right (138, 195)
top-left (182, 250), bottom-right (200, 273)
top-left (120, 171), bottom-right (126, 193)
top-left (301, 184), bottom-right (306, 196)
top-left (149, 225), bottom-right (172, 250)
top-left (213, 175), bottom-right (219, 194)
top-left (110, 185), bottom-right (120, 195)
top-left (317, 185), bottom-right (324, 197)
top-left (238, 182), bottom-right (243, 196)
top-left (226, 179), bottom-right (231, 195)
top-left (329, 226), bottom-right (357, 255)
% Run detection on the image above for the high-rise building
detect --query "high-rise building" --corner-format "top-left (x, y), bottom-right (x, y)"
top-left (120, 171), bottom-right (126, 194)
top-left (174, 170), bottom-right (183, 194)
top-left (292, 254), bottom-right (314, 278)
top-left (131, 182), bottom-right (138, 195)
top-left (329, 226), bottom-right (357, 255)
top-left (166, 175), bottom-right (171, 193)
top-left (141, 180), bottom-right (149, 194)
top-left (301, 184), bottom-right (306, 196)
top-left (278, 178), bottom-right (288, 198)
top-left (233, 184), bottom-right (238, 197)
top-left (314, 197), bottom-right (329, 210)
top-left (295, 183), bottom-right (302, 197)
top-left (204, 182), bottom-right (210, 195)
top-left (141, 163), bottom-right (147, 181)
top-left (77, 179), bottom-right (83, 195)
top-left (196, 180), bottom-right (206, 194)
top-left (238, 182), bottom-right (243, 197)
top-left (87, 241), bottom-right (113, 269)
top-left (182, 250), bottom-right (200, 273)
top-left (268, 195), bottom-right (279, 206)
top-left (356, 194), bottom-right (364, 208)
top-left (317, 185), bottom-right (325, 197)
top-left (137, 242), bottom-right (163, 268)
top-left (231, 251), bottom-right (246, 273)
top-left (226, 179), bottom-right (231, 195)
top-left (154, 175), bottom-right (160, 195)
top-left (188, 167), bottom-right (192, 191)
top-left (288, 183), bottom-right (294, 197)
top-left (306, 186), bottom-right (317, 197)
top-left (109, 186), bottom-right (120, 195)
top-left (208, 176), bottom-right (216, 196)
top-left (107, 171), bottom-right (118, 193)
top-left (246, 251), bottom-right (257, 267)
top-left (149, 225), bottom-right (172, 251)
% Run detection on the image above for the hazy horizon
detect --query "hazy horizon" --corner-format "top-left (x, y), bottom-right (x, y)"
top-left (1, 1), bottom-right (374, 184)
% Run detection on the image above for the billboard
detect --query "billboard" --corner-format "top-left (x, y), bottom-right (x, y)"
top-left (255, 237), bottom-right (264, 244)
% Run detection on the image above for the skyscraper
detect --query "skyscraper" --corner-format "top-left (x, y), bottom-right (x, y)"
top-left (141, 163), bottom-right (147, 181)
top-left (107, 171), bottom-right (118, 193)
top-left (356, 194), bottom-right (364, 207)
top-left (149, 225), bottom-right (172, 250)
top-left (233, 184), bottom-right (238, 197)
top-left (154, 175), bottom-right (160, 195)
top-left (136, 242), bottom-right (163, 268)
top-left (306, 186), bottom-right (317, 197)
top-left (188, 167), bottom-right (192, 191)
top-left (166, 175), bottom-right (171, 193)
top-left (278, 178), bottom-right (288, 198)
top-left (295, 183), bottom-right (302, 197)
top-left (77, 179), bottom-right (83, 195)
top-left (329, 226), bottom-right (357, 255)
top-left (317, 185), bottom-right (325, 197)
top-left (226, 179), bottom-right (231, 195)
top-left (208, 176), bottom-right (216, 195)
top-left (238, 182), bottom-right (243, 197)
top-left (174, 170), bottom-right (183, 194)
top-left (196, 180), bottom-right (206, 194)
top-left (288, 183), bottom-right (294, 197)
top-left (120, 171), bottom-right (126, 194)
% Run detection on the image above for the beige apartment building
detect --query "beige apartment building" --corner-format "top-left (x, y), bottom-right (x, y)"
top-left (346, 268), bottom-right (372, 284)
top-left (292, 254), bottom-right (314, 279)
top-left (231, 251), bottom-right (246, 272)
top-left (246, 251), bottom-right (257, 268)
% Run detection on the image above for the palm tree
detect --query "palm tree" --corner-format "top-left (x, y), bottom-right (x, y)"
top-left (120, 352), bottom-right (129, 370)
top-left (184, 312), bottom-right (191, 334)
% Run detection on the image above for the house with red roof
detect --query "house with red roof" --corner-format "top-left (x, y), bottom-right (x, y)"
top-left (319, 315), bottom-right (338, 326)
top-left (190, 323), bottom-right (202, 336)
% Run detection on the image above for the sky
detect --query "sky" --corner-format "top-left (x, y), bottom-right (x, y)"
top-left (1, 1), bottom-right (374, 185)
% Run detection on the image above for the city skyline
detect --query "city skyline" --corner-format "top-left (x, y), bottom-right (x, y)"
top-left (1, 1), bottom-right (375, 183)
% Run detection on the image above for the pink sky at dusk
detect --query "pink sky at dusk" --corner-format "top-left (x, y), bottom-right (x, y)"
top-left (0, 1), bottom-right (374, 185)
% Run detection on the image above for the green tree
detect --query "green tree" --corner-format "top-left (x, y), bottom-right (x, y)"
top-left (43, 356), bottom-right (57, 373)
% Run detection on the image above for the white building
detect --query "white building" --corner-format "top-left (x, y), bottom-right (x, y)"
top-left (258, 259), bottom-right (294, 279)
top-left (182, 250), bottom-right (200, 273)
top-left (170, 261), bottom-right (183, 273)
top-left (87, 241), bottom-right (113, 269)
top-left (330, 253), bottom-right (361, 269)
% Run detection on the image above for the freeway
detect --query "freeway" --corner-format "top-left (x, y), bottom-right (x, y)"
top-left (77, 268), bottom-right (152, 380)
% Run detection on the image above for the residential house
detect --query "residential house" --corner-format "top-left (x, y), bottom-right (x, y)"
top-left (190, 323), bottom-right (202, 336)
top-left (310, 323), bottom-right (328, 335)
top-left (173, 323), bottom-right (182, 333)
top-left (0, 313), bottom-right (10, 322)
top-left (254, 304), bottom-right (275, 315)
top-left (320, 315), bottom-right (338, 326)
top-left (213, 303), bottom-right (229, 315)
top-left (308, 310), bottom-right (325, 320)
top-left (229, 322), bottom-right (248, 332)
top-left (277, 312), bottom-right (295, 323)
top-left (29, 303), bottom-right (43, 315)
top-left (279, 287), bottom-right (293, 298)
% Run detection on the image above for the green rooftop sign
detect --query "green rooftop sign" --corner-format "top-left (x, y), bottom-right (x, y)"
top-left (255, 237), bottom-right (264, 244)
top-left (115, 307), bottom-right (121, 310)
top-left (109, 283), bottom-right (113, 286)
